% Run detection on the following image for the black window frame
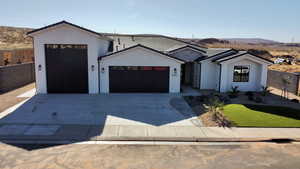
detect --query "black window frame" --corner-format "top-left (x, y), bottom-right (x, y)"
top-left (233, 65), bottom-right (250, 82)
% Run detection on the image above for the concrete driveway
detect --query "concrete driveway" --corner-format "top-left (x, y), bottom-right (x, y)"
top-left (0, 94), bottom-right (201, 127)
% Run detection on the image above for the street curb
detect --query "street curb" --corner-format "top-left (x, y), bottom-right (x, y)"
top-left (1, 137), bottom-right (299, 145)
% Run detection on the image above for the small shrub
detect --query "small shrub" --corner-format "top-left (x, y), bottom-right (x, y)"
top-left (248, 95), bottom-right (254, 101)
top-left (245, 91), bottom-right (254, 97)
top-left (228, 86), bottom-right (240, 98)
top-left (218, 95), bottom-right (231, 103)
top-left (254, 96), bottom-right (263, 103)
top-left (196, 95), bottom-right (209, 102)
top-left (188, 96), bottom-right (194, 101)
top-left (261, 86), bottom-right (272, 96)
top-left (207, 97), bottom-right (224, 121)
top-left (290, 99), bottom-right (300, 103)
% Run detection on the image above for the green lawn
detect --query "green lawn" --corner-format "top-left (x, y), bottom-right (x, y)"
top-left (223, 104), bottom-right (300, 127)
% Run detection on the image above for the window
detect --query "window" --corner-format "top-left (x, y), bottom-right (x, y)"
top-left (233, 66), bottom-right (249, 82)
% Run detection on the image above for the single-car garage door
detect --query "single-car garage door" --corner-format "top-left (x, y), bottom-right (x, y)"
top-left (109, 66), bottom-right (169, 93)
top-left (45, 44), bottom-right (88, 93)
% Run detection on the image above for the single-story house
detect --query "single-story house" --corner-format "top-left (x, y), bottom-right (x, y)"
top-left (27, 21), bottom-right (273, 94)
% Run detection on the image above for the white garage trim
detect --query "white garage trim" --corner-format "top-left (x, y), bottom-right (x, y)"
top-left (28, 22), bottom-right (111, 94)
top-left (27, 20), bottom-right (113, 41)
top-left (99, 45), bottom-right (183, 93)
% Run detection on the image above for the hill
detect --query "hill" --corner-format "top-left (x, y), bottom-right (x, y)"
top-left (223, 38), bottom-right (281, 44)
top-left (0, 26), bottom-right (33, 49)
top-left (185, 38), bottom-right (300, 73)
top-left (0, 25), bottom-right (299, 72)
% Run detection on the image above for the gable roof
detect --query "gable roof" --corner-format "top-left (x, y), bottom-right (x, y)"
top-left (27, 21), bottom-right (113, 41)
top-left (197, 49), bottom-right (237, 61)
top-left (106, 34), bottom-right (207, 52)
top-left (98, 44), bottom-right (185, 63)
top-left (166, 44), bottom-right (207, 53)
top-left (212, 51), bottom-right (273, 64)
top-left (211, 50), bottom-right (245, 62)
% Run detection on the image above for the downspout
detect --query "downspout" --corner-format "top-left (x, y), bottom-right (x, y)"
top-left (98, 58), bottom-right (100, 94)
top-left (218, 64), bottom-right (222, 92)
top-left (199, 62), bottom-right (202, 89)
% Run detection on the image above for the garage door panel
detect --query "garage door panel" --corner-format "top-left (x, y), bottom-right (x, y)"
top-left (45, 44), bottom-right (88, 93)
top-left (109, 66), bottom-right (169, 93)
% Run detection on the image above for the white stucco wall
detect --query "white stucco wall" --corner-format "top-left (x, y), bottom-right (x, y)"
top-left (199, 59), bottom-right (219, 90)
top-left (219, 55), bottom-right (270, 92)
top-left (31, 24), bottom-right (110, 94)
top-left (225, 59), bottom-right (260, 91)
top-left (99, 47), bottom-right (182, 93)
top-left (200, 54), bottom-right (270, 92)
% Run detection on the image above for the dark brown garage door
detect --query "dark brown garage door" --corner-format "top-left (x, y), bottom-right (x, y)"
top-left (109, 66), bottom-right (169, 93)
top-left (45, 44), bottom-right (88, 93)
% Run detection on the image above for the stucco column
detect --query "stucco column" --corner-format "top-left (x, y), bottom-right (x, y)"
top-left (260, 64), bottom-right (268, 90)
top-left (219, 63), bottom-right (228, 92)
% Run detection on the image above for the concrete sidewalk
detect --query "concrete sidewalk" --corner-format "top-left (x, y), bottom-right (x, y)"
top-left (0, 124), bottom-right (300, 144)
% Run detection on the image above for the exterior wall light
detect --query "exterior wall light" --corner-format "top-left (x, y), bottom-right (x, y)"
top-left (38, 64), bottom-right (42, 71)
top-left (173, 68), bottom-right (177, 76)
top-left (91, 65), bottom-right (95, 71)
top-left (101, 67), bottom-right (105, 73)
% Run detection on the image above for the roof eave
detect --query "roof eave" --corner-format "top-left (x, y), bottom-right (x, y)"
top-left (27, 21), bottom-right (113, 41)
top-left (216, 52), bottom-right (273, 64)
top-left (196, 48), bottom-right (236, 62)
top-left (98, 44), bottom-right (185, 63)
top-left (168, 45), bottom-right (207, 54)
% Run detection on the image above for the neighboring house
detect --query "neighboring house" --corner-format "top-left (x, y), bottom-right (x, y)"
top-left (274, 58), bottom-right (285, 64)
top-left (27, 21), bottom-right (272, 94)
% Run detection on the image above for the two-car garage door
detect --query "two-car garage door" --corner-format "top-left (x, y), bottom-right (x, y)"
top-left (109, 66), bottom-right (170, 93)
top-left (45, 44), bottom-right (88, 93)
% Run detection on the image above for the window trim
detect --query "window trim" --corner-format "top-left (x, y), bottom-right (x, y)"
top-left (232, 65), bottom-right (250, 83)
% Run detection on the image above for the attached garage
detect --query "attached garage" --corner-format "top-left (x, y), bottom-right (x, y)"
top-left (27, 21), bottom-right (112, 94)
top-left (99, 44), bottom-right (184, 93)
top-left (109, 66), bottom-right (169, 93)
top-left (45, 44), bottom-right (88, 93)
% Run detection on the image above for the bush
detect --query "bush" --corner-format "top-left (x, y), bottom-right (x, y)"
top-left (207, 97), bottom-right (225, 121)
top-left (228, 86), bottom-right (240, 98)
top-left (196, 95), bottom-right (209, 102)
top-left (254, 96), bottom-right (263, 103)
top-left (245, 91), bottom-right (254, 97)
top-left (188, 96), bottom-right (194, 101)
top-left (261, 86), bottom-right (271, 96)
top-left (248, 95), bottom-right (254, 101)
top-left (290, 99), bottom-right (300, 103)
top-left (217, 95), bottom-right (230, 103)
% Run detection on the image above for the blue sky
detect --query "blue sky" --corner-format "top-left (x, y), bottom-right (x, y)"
top-left (0, 0), bottom-right (299, 42)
